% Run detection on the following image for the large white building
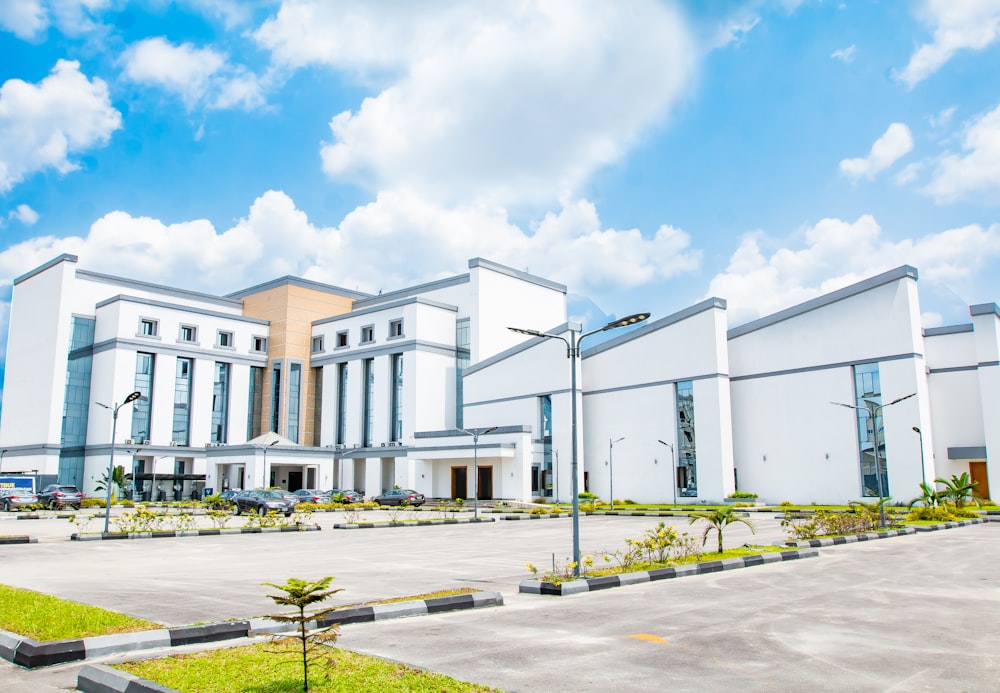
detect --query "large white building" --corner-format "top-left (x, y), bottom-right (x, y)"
top-left (0, 254), bottom-right (994, 504)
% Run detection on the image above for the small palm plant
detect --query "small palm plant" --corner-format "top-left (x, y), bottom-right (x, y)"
top-left (688, 507), bottom-right (755, 554)
top-left (262, 576), bottom-right (343, 693)
top-left (935, 473), bottom-right (979, 508)
top-left (908, 482), bottom-right (941, 509)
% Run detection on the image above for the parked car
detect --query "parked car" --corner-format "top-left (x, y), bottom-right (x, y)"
top-left (326, 489), bottom-right (364, 503)
top-left (0, 488), bottom-right (39, 511)
top-left (292, 489), bottom-right (330, 504)
top-left (233, 490), bottom-right (296, 516)
top-left (373, 489), bottom-right (425, 506)
top-left (218, 489), bottom-right (241, 504)
top-left (36, 484), bottom-right (84, 510)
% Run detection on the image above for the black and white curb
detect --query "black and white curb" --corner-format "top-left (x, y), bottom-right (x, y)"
top-left (782, 527), bottom-right (916, 548)
top-left (499, 513), bottom-right (571, 520)
top-left (0, 535), bottom-right (36, 544)
top-left (332, 518), bottom-right (496, 529)
top-left (912, 518), bottom-right (988, 531)
top-left (0, 621), bottom-right (251, 669)
top-left (519, 549), bottom-right (819, 596)
top-left (71, 525), bottom-right (321, 541)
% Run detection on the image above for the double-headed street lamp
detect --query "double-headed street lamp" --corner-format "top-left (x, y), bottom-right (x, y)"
top-left (657, 439), bottom-right (676, 507)
top-left (455, 426), bottom-right (498, 520)
top-left (912, 426), bottom-right (928, 492)
top-left (509, 311), bottom-right (650, 577)
top-left (96, 391), bottom-right (141, 534)
top-left (831, 392), bottom-right (916, 528)
top-left (608, 437), bottom-right (624, 510)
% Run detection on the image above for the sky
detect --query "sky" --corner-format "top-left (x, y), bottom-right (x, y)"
top-left (1, 0), bottom-right (1000, 384)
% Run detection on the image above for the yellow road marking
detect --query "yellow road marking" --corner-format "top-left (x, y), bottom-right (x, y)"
top-left (628, 633), bottom-right (667, 643)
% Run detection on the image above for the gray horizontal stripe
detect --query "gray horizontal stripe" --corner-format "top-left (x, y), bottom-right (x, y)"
top-left (464, 388), bottom-right (571, 408)
top-left (95, 294), bottom-right (267, 324)
top-left (583, 373), bottom-right (727, 397)
top-left (948, 446), bottom-right (987, 460)
top-left (924, 323), bottom-right (973, 337)
top-left (310, 339), bottom-right (457, 365)
top-left (928, 365), bottom-right (979, 374)
top-left (980, 361), bottom-right (1000, 368)
top-left (79, 269), bottom-right (244, 309)
top-left (91, 338), bottom-right (268, 366)
top-left (730, 352), bottom-right (922, 382)
top-left (312, 295), bottom-right (458, 327)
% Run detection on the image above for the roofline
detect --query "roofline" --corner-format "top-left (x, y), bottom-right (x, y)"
top-left (583, 298), bottom-right (725, 359)
top-left (226, 275), bottom-right (371, 301)
top-left (352, 273), bottom-right (471, 309)
top-left (95, 294), bottom-right (270, 325)
top-left (12, 254), bottom-right (78, 286)
top-left (469, 258), bottom-right (567, 294)
top-left (312, 295), bottom-right (458, 327)
top-left (923, 323), bottom-right (974, 337)
top-left (970, 303), bottom-right (1000, 318)
top-left (464, 321), bottom-right (581, 376)
top-left (727, 265), bottom-right (919, 340)
top-left (76, 269), bottom-right (244, 309)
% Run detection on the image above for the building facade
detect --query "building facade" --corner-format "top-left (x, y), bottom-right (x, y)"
top-left (0, 255), bottom-right (995, 504)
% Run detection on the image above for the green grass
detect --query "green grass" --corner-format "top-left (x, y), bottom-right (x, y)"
top-left (579, 545), bottom-right (785, 580)
top-left (116, 642), bottom-right (498, 692)
top-left (345, 587), bottom-right (480, 607)
top-left (0, 584), bottom-right (160, 641)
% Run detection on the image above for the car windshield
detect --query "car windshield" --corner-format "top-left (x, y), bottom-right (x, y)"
top-left (258, 491), bottom-right (283, 499)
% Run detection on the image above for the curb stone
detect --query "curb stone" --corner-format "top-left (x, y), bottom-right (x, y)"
top-left (912, 518), bottom-right (988, 531)
top-left (331, 518), bottom-right (496, 529)
top-left (0, 535), bottom-right (36, 544)
top-left (70, 525), bottom-right (321, 541)
top-left (519, 549), bottom-right (819, 595)
top-left (781, 527), bottom-right (916, 548)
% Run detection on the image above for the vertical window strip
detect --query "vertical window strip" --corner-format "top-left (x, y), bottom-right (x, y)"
top-left (131, 352), bottom-right (154, 442)
top-left (211, 362), bottom-right (230, 444)
top-left (172, 357), bottom-right (193, 445)
top-left (336, 363), bottom-right (348, 445)
top-left (248, 366), bottom-right (264, 439)
top-left (287, 363), bottom-right (302, 444)
top-left (853, 362), bottom-right (888, 497)
top-left (270, 365), bottom-right (282, 435)
top-left (676, 380), bottom-right (697, 497)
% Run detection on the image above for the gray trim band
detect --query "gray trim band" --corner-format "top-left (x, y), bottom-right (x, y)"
top-left (980, 361), bottom-right (1000, 368)
top-left (414, 425), bottom-right (531, 439)
top-left (924, 324), bottom-right (974, 336)
top-left (310, 339), bottom-right (457, 366)
top-left (464, 388), bottom-right (572, 408)
top-left (469, 257), bottom-right (567, 293)
top-left (313, 295), bottom-right (458, 327)
top-left (948, 446), bottom-right (987, 460)
top-left (353, 273), bottom-right (470, 309)
top-left (727, 265), bottom-right (918, 339)
top-left (77, 269), bottom-right (244, 309)
top-left (227, 275), bottom-right (370, 300)
top-left (96, 295), bottom-right (269, 325)
top-left (928, 365), bottom-right (979, 374)
top-left (91, 338), bottom-right (269, 366)
top-left (12, 254), bottom-right (78, 285)
top-left (583, 373), bottom-right (728, 397)
top-left (584, 298), bottom-right (726, 359)
top-left (970, 303), bottom-right (1000, 318)
top-left (730, 352), bottom-right (922, 382)
top-left (465, 322), bottom-right (579, 376)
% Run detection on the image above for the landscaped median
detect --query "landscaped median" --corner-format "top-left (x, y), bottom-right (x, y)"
top-left (71, 525), bottom-right (322, 541)
top-left (332, 517), bottom-right (496, 529)
top-left (520, 547), bottom-right (819, 596)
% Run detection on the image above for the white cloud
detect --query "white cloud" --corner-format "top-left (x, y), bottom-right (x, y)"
top-left (9, 204), bottom-right (39, 225)
top-left (707, 215), bottom-right (1000, 324)
top-left (258, 1), bottom-right (697, 208)
top-left (923, 102), bottom-right (1000, 202)
top-left (0, 0), bottom-right (109, 40)
top-left (831, 44), bottom-right (856, 62)
top-left (839, 122), bottom-right (914, 181)
top-left (0, 59), bottom-right (121, 193)
top-left (929, 105), bottom-right (957, 128)
top-left (921, 311), bottom-right (944, 328)
top-left (0, 0), bottom-right (47, 39)
top-left (121, 37), bottom-right (264, 111)
top-left (895, 0), bottom-right (1000, 87)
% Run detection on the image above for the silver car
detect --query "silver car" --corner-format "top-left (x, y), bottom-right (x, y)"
top-left (0, 488), bottom-right (39, 511)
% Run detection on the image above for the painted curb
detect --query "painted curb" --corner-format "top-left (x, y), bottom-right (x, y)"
top-left (0, 535), bottom-right (36, 544)
top-left (78, 663), bottom-right (178, 693)
top-left (519, 549), bottom-right (819, 596)
top-left (70, 525), bottom-right (321, 541)
top-left (0, 621), bottom-right (251, 669)
top-left (912, 518), bottom-right (988, 532)
top-left (781, 527), bottom-right (917, 548)
top-left (331, 518), bottom-right (496, 529)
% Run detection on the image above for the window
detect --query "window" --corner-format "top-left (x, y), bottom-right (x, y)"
top-left (539, 395), bottom-right (553, 498)
top-left (853, 362), bottom-right (889, 497)
top-left (455, 320), bottom-right (470, 428)
top-left (390, 354), bottom-right (403, 441)
top-left (270, 365), bottom-right (282, 434)
top-left (312, 367), bottom-right (323, 446)
top-left (676, 380), bottom-right (697, 497)
top-left (139, 318), bottom-right (158, 337)
top-left (61, 316), bottom-right (95, 449)
top-left (172, 358), bottom-right (193, 445)
top-left (361, 325), bottom-right (374, 344)
top-left (217, 331), bottom-right (233, 348)
top-left (252, 336), bottom-right (267, 353)
top-left (211, 362), bottom-right (230, 444)
top-left (131, 352), bottom-right (154, 442)
top-left (287, 363), bottom-right (302, 444)
top-left (362, 358), bottom-right (374, 446)
top-left (336, 331), bottom-right (348, 348)
top-left (389, 319), bottom-right (403, 338)
top-left (336, 363), bottom-right (348, 445)
top-left (311, 336), bottom-right (324, 353)
top-left (247, 366), bottom-right (264, 439)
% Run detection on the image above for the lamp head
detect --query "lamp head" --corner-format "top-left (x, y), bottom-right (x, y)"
top-left (507, 326), bottom-right (544, 338)
top-left (601, 312), bottom-right (650, 332)
top-left (124, 391), bottom-right (142, 405)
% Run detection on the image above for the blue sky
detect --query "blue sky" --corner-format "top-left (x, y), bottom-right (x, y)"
top-left (1, 0), bottom-right (999, 371)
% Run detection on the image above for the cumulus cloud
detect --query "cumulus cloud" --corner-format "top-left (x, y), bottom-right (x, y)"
top-left (121, 37), bottom-right (264, 111)
top-left (0, 0), bottom-right (47, 39)
top-left (831, 44), bottom-right (856, 63)
top-left (923, 102), bottom-right (1000, 202)
top-left (0, 0), bottom-right (109, 40)
top-left (707, 215), bottom-right (1000, 324)
top-left (257, 0), bottom-right (697, 208)
top-left (0, 59), bottom-right (121, 193)
top-left (9, 204), bottom-right (39, 225)
top-left (895, 0), bottom-right (1000, 87)
top-left (839, 123), bottom-right (914, 181)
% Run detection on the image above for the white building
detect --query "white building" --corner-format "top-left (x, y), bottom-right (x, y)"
top-left (0, 254), bottom-right (994, 504)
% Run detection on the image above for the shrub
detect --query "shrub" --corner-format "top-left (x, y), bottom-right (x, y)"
top-left (906, 506), bottom-right (956, 522)
top-left (728, 491), bottom-right (758, 499)
top-left (578, 491), bottom-right (598, 500)
top-left (529, 507), bottom-right (549, 515)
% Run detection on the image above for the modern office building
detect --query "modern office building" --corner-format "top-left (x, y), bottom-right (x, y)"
top-left (0, 254), bottom-right (994, 504)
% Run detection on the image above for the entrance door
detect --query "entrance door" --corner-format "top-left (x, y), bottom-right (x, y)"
top-left (288, 470), bottom-right (303, 491)
top-left (477, 466), bottom-right (493, 501)
top-left (970, 461), bottom-right (990, 500)
top-left (451, 466), bottom-right (468, 500)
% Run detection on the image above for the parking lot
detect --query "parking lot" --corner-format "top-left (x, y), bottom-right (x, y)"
top-left (0, 511), bottom-right (997, 691)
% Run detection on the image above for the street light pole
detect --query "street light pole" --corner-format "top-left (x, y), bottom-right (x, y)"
top-left (456, 427), bottom-right (498, 520)
top-left (608, 437), bottom-right (624, 510)
top-left (912, 426), bottom-right (928, 491)
top-left (831, 392), bottom-right (915, 528)
top-left (657, 439), bottom-right (675, 507)
top-left (254, 439), bottom-right (279, 488)
top-left (509, 311), bottom-right (649, 577)
top-left (96, 391), bottom-right (141, 534)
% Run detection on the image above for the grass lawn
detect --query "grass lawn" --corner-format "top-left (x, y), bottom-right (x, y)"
top-left (0, 584), bottom-right (160, 641)
top-left (339, 587), bottom-right (480, 608)
top-left (578, 544), bottom-right (786, 580)
top-left (116, 642), bottom-right (498, 692)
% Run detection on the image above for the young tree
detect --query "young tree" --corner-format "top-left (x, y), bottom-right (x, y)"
top-left (688, 507), bottom-right (755, 554)
top-left (262, 576), bottom-right (343, 693)
top-left (935, 473), bottom-right (979, 508)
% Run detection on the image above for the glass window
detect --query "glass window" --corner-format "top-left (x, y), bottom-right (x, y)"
top-left (247, 366), bottom-right (264, 439)
top-left (131, 352), bottom-right (154, 442)
top-left (390, 354), bottom-right (403, 441)
top-left (676, 380), bottom-right (697, 497)
top-left (539, 394), bottom-right (553, 498)
top-left (61, 317), bottom-right (95, 448)
top-left (287, 363), bottom-right (302, 444)
top-left (362, 358), bottom-right (374, 446)
top-left (312, 367), bottom-right (323, 446)
top-left (139, 318), bottom-right (158, 337)
top-left (218, 331), bottom-right (233, 348)
top-left (311, 336), bottom-right (324, 353)
top-left (853, 362), bottom-right (889, 497)
top-left (336, 363), bottom-right (348, 445)
top-left (455, 319), bottom-right (470, 428)
top-left (211, 362), bottom-right (230, 444)
top-left (389, 319), bottom-right (403, 338)
top-left (172, 358), bottom-right (193, 445)
top-left (361, 326), bottom-right (374, 344)
top-left (179, 325), bottom-right (197, 342)
top-left (252, 336), bottom-right (267, 352)
top-left (336, 331), bottom-right (348, 348)
top-left (270, 365), bottom-right (282, 434)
